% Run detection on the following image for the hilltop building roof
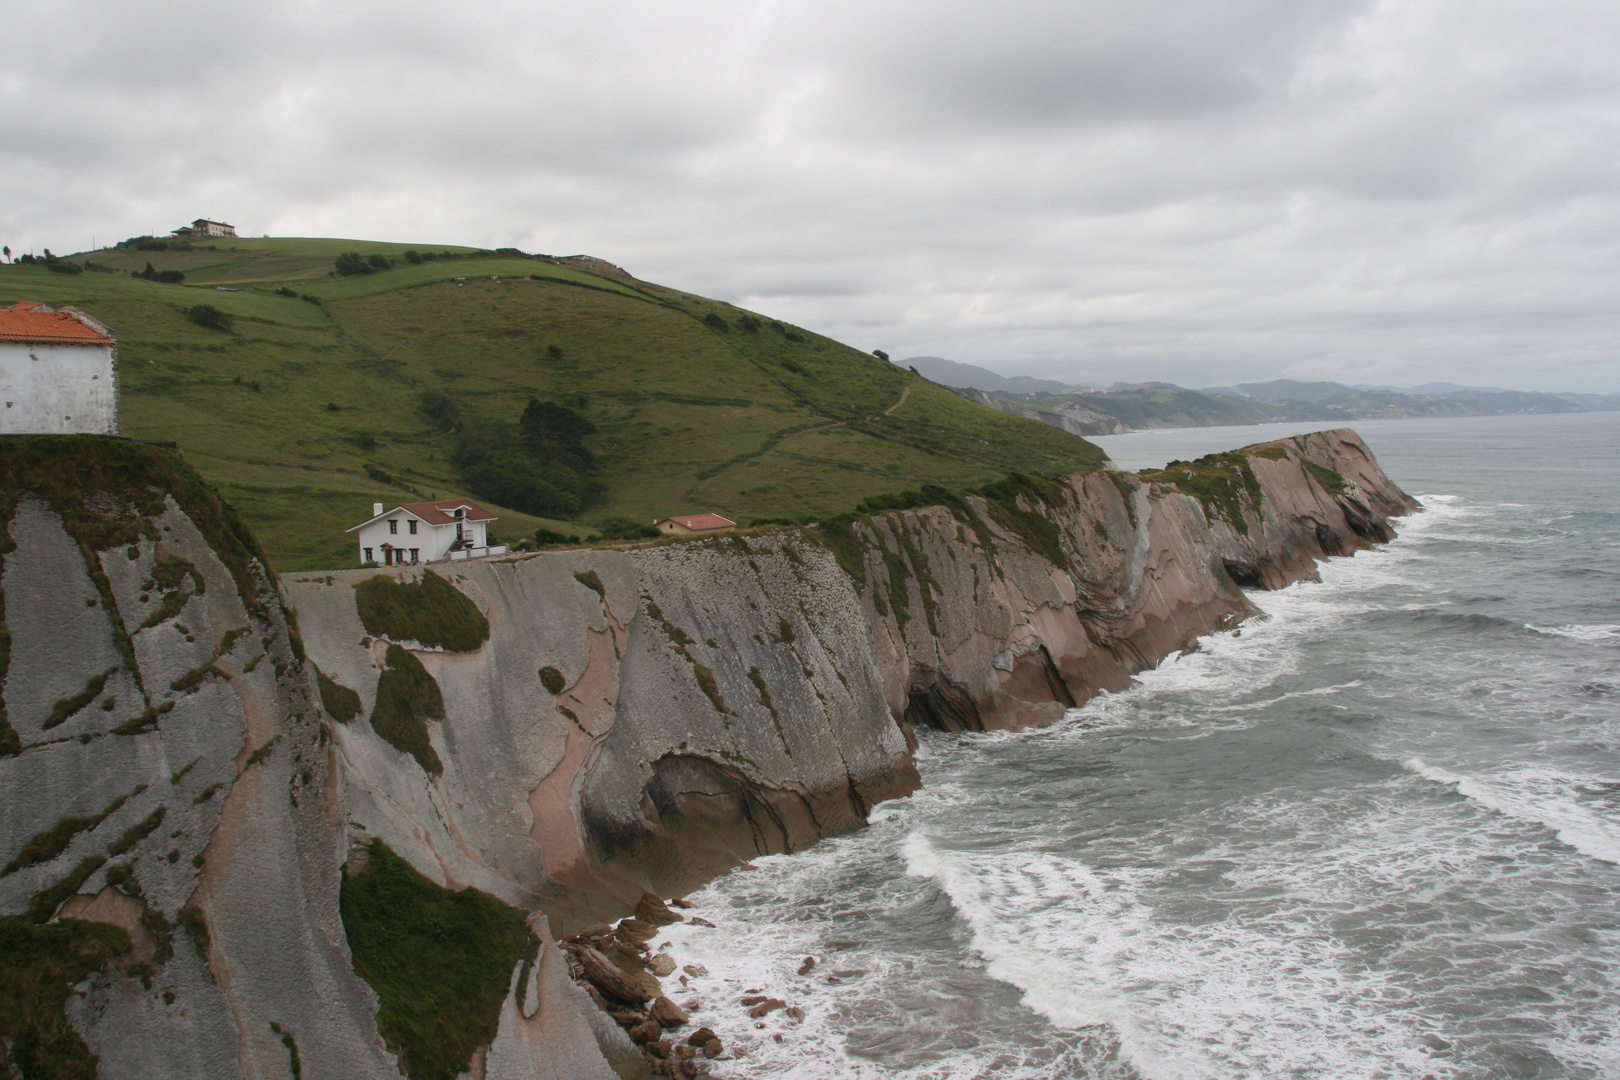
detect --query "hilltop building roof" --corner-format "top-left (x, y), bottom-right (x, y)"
top-left (657, 513), bottom-right (737, 532)
top-left (0, 302), bottom-right (116, 344)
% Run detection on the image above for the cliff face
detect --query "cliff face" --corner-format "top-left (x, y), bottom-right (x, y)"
top-left (283, 532), bottom-right (914, 926)
top-left (0, 428), bottom-right (1413, 1079)
top-left (849, 428), bottom-right (1418, 732)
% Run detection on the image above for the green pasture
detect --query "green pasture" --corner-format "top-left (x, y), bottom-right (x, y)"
top-left (1, 242), bottom-right (1104, 572)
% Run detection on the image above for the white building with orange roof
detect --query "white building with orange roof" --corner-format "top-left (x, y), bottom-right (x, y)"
top-left (0, 302), bottom-right (119, 435)
top-left (348, 498), bottom-right (507, 566)
top-left (652, 512), bottom-right (737, 536)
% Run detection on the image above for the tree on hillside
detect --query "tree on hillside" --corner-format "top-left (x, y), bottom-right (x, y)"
top-left (518, 398), bottom-right (595, 469)
top-left (448, 399), bottom-right (603, 519)
top-left (2, 246), bottom-right (9, 263)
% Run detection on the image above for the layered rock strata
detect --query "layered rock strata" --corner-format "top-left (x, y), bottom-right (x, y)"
top-left (852, 428), bottom-right (1417, 732)
top-left (0, 427), bottom-right (1413, 1079)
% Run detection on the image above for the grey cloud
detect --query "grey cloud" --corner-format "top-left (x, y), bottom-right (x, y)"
top-left (3, 0), bottom-right (1620, 391)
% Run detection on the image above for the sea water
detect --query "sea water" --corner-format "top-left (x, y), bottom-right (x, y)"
top-left (655, 412), bottom-right (1620, 1079)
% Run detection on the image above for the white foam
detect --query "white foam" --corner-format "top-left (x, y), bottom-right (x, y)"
top-left (902, 829), bottom-right (1449, 1080)
top-left (1402, 758), bottom-right (1620, 865)
top-left (1525, 622), bottom-right (1620, 644)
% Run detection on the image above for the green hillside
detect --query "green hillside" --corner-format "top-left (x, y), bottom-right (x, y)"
top-left (1, 240), bottom-right (1105, 571)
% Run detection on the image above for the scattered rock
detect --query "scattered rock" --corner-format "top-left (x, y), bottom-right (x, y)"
top-left (671, 897), bottom-right (696, 909)
top-left (739, 995), bottom-right (768, 1006)
top-left (679, 1061), bottom-right (703, 1078)
top-left (676, 1044), bottom-right (698, 1060)
top-left (683, 963), bottom-right (709, 977)
top-left (574, 945), bottom-right (653, 1005)
top-left (747, 997), bottom-right (786, 1018)
top-left (647, 1038), bottom-right (673, 1059)
top-left (797, 956), bottom-right (816, 975)
top-left (631, 1019), bottom-right (663, 1045)
top-left (688, 916), bottom-right (716, 928)
top-left (617, 916), bottom-right (659, 944)
top-left (636, 892), bottom-right (685, 926)
top-left (611, 1011), bottom-right (644, 1027)
top-left (650, 995), bottom-right (691, 1028)
top-left (650, 953), bottom-right (678, 977)
top-left (702, 1038), bottom-right (724, 1059)
top-left (785, 1006), bottom-right (804, 1021)
top-left (686, 1027), bottom-right (718, 1046)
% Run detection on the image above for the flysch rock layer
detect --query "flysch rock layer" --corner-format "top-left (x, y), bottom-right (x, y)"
top-left (858, 428), bottom-right (1418, 732)
top-left (1, 427), bottom-right (1412, 1080)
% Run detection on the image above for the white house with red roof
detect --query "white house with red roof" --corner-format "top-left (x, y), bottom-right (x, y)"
top-left (0, 302), bottom-right (119, 435)
top-left (653, 513), bottom-right (737, 537)
top-left (348, 499), bottom-right (506, 566)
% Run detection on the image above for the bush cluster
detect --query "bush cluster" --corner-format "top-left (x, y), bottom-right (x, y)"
top-left (135, 262), bottom-right (184, 284)
top-left (439, 395), bottom-right (603, 519)
top-left (335, 251), bottom-right (395, 276)
top-left (16, 250), bottom-right (81, 275)
top-left (187, 304), bottom-right (232, 331)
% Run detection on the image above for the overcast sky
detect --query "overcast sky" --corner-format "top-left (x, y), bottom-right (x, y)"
top-left (6, 0), bottom-right (1620, 392)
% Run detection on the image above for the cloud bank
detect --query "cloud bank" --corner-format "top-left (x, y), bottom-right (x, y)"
top-left (5, 0), bottom-right (1619, 390)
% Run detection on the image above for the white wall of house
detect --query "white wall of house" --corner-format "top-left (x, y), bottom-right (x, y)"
top-left (354, 512), bottom-right (488, 566)
top-left (0, 341), bottom-right (118, 435)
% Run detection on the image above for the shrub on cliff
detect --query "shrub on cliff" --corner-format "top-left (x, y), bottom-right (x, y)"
top-left (370, 645), bottom-right (445, 775)
top-left (354, 570), bottom-right (489, 652)
top-left (340, 841), bottom-right (533, 1080)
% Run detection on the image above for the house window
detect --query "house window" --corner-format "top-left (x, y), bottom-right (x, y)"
top-left (410, 548), bottom-right (419, 563)
top-left (389, 519), bottom-right (398, 534)
top-left (364, 547), bottom-right (373, 562)
top-left (408, 520), bottom-right (418, 535)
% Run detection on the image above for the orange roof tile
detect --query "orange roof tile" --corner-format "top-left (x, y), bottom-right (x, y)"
top-left (348, 499), bottom-right (498, 530)
top-left (664, 513), bottom-right (736, 531)
top-left (0, 302), bottom-right (115, 344)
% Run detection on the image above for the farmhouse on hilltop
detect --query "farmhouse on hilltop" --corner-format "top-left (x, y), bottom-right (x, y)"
top-left (349, 499), bottom-right (507, 566)
top-left (173, 218), bottom-right (237, 238)
top-left (653, 513), bottom-right (736, 536)
top-left (0, 302), bottom-right (119, 435)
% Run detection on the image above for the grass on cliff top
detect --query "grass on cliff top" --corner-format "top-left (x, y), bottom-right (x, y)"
top-left (1139, 451), bottom-right (1264, 535)
top-left (1, 242), bottom-right (1103, 572)
top-left (341, 841), bottom-right (534, 1080)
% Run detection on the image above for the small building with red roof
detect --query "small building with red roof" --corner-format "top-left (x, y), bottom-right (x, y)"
top-left (0, 302), bottom-right (119, 435)
top-left (347, 498), bottom-right (506, 566)
top-left (653, 513), bottom-right (737, 536)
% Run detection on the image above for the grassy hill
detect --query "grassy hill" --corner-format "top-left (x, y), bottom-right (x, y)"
top-left (1, 239), bottom-right (1105, 571)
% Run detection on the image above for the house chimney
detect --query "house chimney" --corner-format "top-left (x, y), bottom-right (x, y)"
top-left (373, 502), bottom-right (384, 516)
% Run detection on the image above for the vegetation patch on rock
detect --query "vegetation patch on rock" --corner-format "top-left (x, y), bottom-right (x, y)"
top-left (315, 665), bottom-right (362, 723)
top-left (340, 841), bottom-right (533, 1080)
top-left (1140, 452), bottom-right (1264, 536)
top-left (354, 570), bottom-right (488, 651)
top-left (0, 916), bottom-right (132, 1079)
top-left (370, 645), bottom-right (446, 775)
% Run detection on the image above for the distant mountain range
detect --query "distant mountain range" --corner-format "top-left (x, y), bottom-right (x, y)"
top-left (903, 358), bottom-right (1620, 437)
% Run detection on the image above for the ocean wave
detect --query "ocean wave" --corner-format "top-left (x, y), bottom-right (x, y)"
top-left (900, 831), bottom-right (1450, 1080)
top-left (1402, 758), bottom-right (1620, 865)
top-left (1525, 623), bottom-right (1620, 644)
